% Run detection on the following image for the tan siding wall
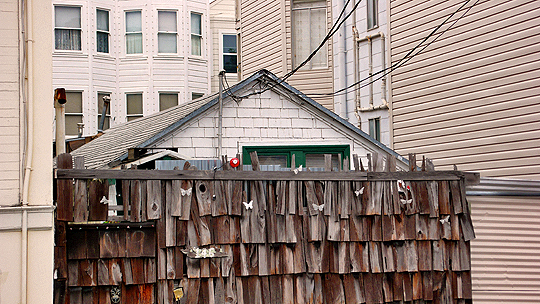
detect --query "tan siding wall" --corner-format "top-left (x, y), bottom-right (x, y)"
top-left (469, 195), bottom-right (540, 303)
top-left (389, 0), bottom-right (540, 179)
top-left (284, 0), bottom-right (334, 111)
top-left (0, 0), bottom-right (20, 205)
top-left (240, 0), bottom-right (283, 77)
top-left (240, 0), bottom-right (334, 110)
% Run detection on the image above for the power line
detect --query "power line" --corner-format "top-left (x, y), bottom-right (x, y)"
top-left (229, 0), bottom-right (362, 100)
top-left (308, 0), bottom-right (479, 97)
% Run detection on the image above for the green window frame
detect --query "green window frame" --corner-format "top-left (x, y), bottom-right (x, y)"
top-left (242, 145), bottom-right (350, 169)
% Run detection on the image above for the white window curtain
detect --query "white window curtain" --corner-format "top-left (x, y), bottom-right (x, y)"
top-left (292, 0), bottom-right (327, 69)
top-left (97, 10), bottom-right (109, 53)
top-left (158, 11), bottom-right (177, 53)
top-left (55, 6), bottom-right (81, 50)
top-left (126, 11), bottom-right (142, 54)
top-left (191, 13), bottom-right (202, 56)
top-left (222, 34), bottom-right (237, 73)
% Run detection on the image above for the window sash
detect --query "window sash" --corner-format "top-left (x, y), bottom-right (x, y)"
top-left (292, 1), bottom-right (327, 69)
top-left (369, 118), bottom-right (381, 141)
top-left (126, 11), bottom-right (143, 54)
top-left (367, 0), bottom-right (378, 29)
top-left (126, 93), bottom-right (143, 121)
top-left (55, 6), bottom-right (82, 50)
top-left (222, 34), bottom-right (237, 73)
top-left (97, 9), bottom-right (109, 53)
top-left (159, 93), bottom-right (178, 111)
top-left (191, 13), bottom-right (202, 56)
top-left (64, 92), bottom-right (83, 136)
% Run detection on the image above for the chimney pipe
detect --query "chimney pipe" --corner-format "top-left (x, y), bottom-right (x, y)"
top-left (98, 95), bottom-right (111, 133)
top-left (54, 88), bottom-right (66, 156)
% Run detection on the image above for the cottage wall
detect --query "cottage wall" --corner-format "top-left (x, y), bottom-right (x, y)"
top-left (155, 89), bottom-right (388, 168)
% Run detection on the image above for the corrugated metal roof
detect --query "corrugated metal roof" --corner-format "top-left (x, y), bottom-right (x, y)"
top-left (70, 95), bottom-right (215, 169)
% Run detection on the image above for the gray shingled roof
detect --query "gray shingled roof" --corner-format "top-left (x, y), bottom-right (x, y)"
top-left (71, 70), bottom-right (407, 169)
top-left (70, 94), bottom-right (216, 169)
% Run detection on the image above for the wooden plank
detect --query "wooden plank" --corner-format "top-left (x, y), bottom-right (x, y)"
top-left (382, 243), bottom-right (395, 272)
top-left (140, 180), bottom-right (147, 222)
top-left (323, 273), bottom-right (345, 304)
top-left (338, 242), bottom-right (350, 274)
top-left (403, 273), bottom-right (413, 302)
top-left (176, 218), bottom-right (188, 246)
top-left (258, 244), bottom-right (270, 276)
top-left (295, 275), bottom-right (306, 304)
top-left (369, 241), bottom-right (383, 273)
top-left (121, 179), bottom-right (130, 221)
top-left (382, 273), bottom-right (393, 303)
top-left (371, 215), bottom-right (382, 241)
top-left (165, 181), bottom-right (176, 247)
top-left (428, 217), bottom-right (441, 240)
top-left (170, 179), bottom-right (182, 217)
top-left (213, 180), bottom-right (229, 216)
top-left (86, 230), bottom-right (100, 259)
top-left (416, 214), bottom-right (429, 240)
top-left (459, 239), bottom-right (471, 271)
top-left (131, 258), bottom-right (145, 285)
top-left (393, 272), bottom-right (404, 302)
top-left (110, 259), bottom-right (122, 285)
top-left (432, 240), bottom-right (445, 271)
top-left (423, 271), bottom-right (434, 300)
top-left (79, 259), bottom-right (97, 286)
top-left (240, 190), bottom-right (251, 243)
top-left (460, 212), bottom-right (476, 241)
top-left (394, 213), bottom-right (405, 240)
top-left (67, 230), bottom-right (87, 259)
top-left (450, 180), bottom-right (463, 214)
top-left (382, 215), bottom-right (394, 242)
top-left (146, 180), bottom-right (162, 220)
top-left (54, 246), bottom-right (68, 280)
top-left (412, 272), bottom-right (423, 300)
top-left (57, 168), bottom-right (466, 182)
top-left (406, 240), bottom-right (419, 272)
top-left (363, 273), bottom-right (383, 304)
top-left (73, 179), bottom-right (88, 222)
top-left (123, 258), bottom-right (133, 285)
top-left (56, 153), bottom-right (74, 221)
top-left (249, 181), bottom-right (266, 244)
top-left (230, 180), bottom-right (243, 216)
top-left (67, 260), bottom-right (79, 286)
top-left (343, 274), bottom-right (359, 304)
top-left (349, 214), bottom-right (363, 242)
top-left (195, 180), bottom-right (213, 216)
top-left (428, 181), bottom-right (439, 217)
top-left (404, 214), bottom-right (417, 240)
top-left (438, 181), bottom-right (451, 215)
top-left (130, 180), bottom-right (142, 222)
top-left (418, 240), bottom-right (433, 271)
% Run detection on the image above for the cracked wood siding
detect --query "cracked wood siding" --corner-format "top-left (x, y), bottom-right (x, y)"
top-left (240, 0), bottom-right (334, 110)
top-left (0, 0), bottom-right (20, 205)
top-left (389, 0), bottom-right (540, 179)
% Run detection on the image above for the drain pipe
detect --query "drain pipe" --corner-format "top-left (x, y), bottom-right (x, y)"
top-left (21, 0), bottom-right (34, 301)
top-left (355, 32), bottom-right (388, 112)
top-left (54, 88), bottom-right (67, 155)
top-left (218, 70), bottom-right (225, 158)
top-left (336, 0), bottom-right (348, 120)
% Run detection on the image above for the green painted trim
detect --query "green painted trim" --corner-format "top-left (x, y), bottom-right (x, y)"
top-left (242, 145), bottom-right (350, 168)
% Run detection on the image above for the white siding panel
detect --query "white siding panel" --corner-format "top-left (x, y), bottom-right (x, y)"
top-left (469, 195), bottom-right (540, 303)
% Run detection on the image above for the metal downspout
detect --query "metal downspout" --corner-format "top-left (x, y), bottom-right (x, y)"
top-left (218, 71), bottom-right (224, 158)
top-left (337, 0), bottom-right (347, 119)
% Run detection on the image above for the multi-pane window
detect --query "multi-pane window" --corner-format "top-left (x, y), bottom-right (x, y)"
top-left (367, 0), bottom-right (378, 29)
top-left (159, 93), bottom-right (178, 111)
top-left (191, 13), bottom-right (202, 56)
top-left (126, 93), bottom-right (143, 121)
top-left (97, 93), bottom-right (111, 130)
top-left (369, 117), bottom-right (381, 141)
top-left (243, 145), bottom-right (349, 170)
top-left (222, 34), bottom-right (237, 73)
top-left (96, 9), bottom-right (109, 53)
top-left (192, 92), bottom-right (204, 100)
top-left (55, 6), bottom-right (81, 50)
top-left (158, 11), bottom-right (177, 53)
top-left (292, 0), bottom-right (327, 69)
top-left (126, 11), bottom-right (143, 54)
top-left (64, 92), bottom-right (83, 136)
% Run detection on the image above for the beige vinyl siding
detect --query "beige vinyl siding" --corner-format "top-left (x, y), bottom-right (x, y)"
top-left (469, 195), bottom-right (540, 303)
top-left (0, 0), bottom-right (21, 205)
top-left (240, 0), bottom-right (284, 77)
top-left (389, 0), bottom-right (540, 179)
top-left (284, 0), bottom-right (334, 110)
top-left (210, 0), bottom-right (237, 93)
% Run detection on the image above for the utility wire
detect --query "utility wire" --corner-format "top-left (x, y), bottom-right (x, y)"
top-left (308, 0), bottom-right (478, 97)
top-left (229, 0), bottom-right (362, 100)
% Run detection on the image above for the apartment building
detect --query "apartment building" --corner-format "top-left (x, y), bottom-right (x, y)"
top-left (52, 0), bottom-right (211, 137)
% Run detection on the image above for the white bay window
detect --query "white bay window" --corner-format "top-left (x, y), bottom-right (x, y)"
top-left (55, 6), bottom-right (81, 51)
top-left (158, 11), bottom-right (177, 53)
top-left (126, 11), bottom-right (143, 54)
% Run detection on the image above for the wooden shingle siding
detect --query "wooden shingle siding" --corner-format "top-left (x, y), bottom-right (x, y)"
top-left (389, 0), bottom-right (540, 179)
top-left (54, 153), bottom-right (475, 303)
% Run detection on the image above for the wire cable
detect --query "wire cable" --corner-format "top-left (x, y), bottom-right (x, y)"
top-left (308, 0), bottom-right (478, 97)
top-left (229, 0), bottom-right (362, 100)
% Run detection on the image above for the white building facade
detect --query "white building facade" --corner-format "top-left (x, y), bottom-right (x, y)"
top-left (331, 0), bottom-right (390, 146)
top-left (52, 0), bottom-right (211, 137)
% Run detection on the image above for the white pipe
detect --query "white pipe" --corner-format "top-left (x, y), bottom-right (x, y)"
top-left (55, 101), bottom-right (66, 155)
top-left (21, 0), bottom-right (34, 301)
top-left (218, 71), bottom-right (224, 158)
top-left (354, 32), bottom-right (385, 113)
top-left (352, 26), bottom-right (360, 123)
top-left (380, 33), bottom-right (386, 102)
top-left (336, 0), bottom-right (347, 119)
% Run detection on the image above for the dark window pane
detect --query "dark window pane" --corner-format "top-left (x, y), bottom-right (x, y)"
top-left (223, 55), bottom-right (237, 73)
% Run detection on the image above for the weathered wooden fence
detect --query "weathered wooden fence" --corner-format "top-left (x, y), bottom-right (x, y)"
top-left (54, 153), bottom-right (476, 304)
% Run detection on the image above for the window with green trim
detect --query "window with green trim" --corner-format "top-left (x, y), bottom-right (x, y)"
top-left (242, 145), bottom-right (350, 170)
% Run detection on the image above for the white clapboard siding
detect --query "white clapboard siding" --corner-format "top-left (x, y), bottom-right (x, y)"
top-left (389, 0), bottom-right (540, 179)
top-left (0, 0), bottom-right (21, 206)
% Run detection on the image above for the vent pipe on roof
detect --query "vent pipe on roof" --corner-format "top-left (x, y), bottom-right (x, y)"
top-left (98, 95), bottom-right (111, 133)
top-left (218, 70), bottom-right (225, 158)
top-left (54, 88), bottom-right (67, 156)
